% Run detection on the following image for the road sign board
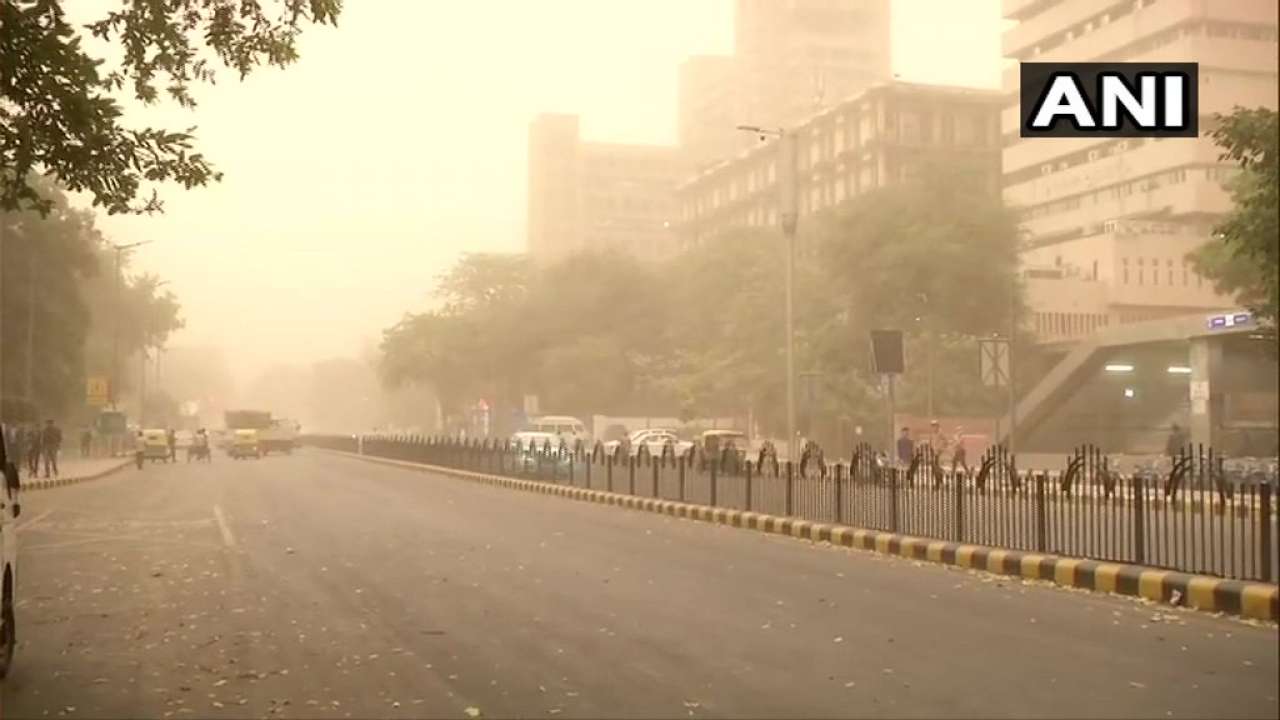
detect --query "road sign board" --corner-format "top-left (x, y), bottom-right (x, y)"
top-left (978, 339), bottom-right (1010, 388)
top-left (86, 376), bottom-right (109, 407)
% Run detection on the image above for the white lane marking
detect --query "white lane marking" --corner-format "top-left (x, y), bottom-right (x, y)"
top-left (16, 507), bottom-right (55, 533)
top-left (213, 504), bottom-right (236, 548)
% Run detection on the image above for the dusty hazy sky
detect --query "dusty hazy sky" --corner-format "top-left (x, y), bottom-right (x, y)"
top-left (83, 0), bottom-right (1007, 390)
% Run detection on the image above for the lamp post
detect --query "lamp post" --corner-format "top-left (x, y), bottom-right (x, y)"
top-left (737, 124), bottom-right (799, 461)
top-left (110, 240), bottom-right (151, 409)
top-left (138, 279), bottom-right (169, 427)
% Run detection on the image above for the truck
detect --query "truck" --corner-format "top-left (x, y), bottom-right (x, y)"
top-left (260, 418), bottom-right (300, 455)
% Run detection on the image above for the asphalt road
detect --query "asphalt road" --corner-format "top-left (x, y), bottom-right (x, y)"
top-left (2, 449), bottom-right (1276, 719)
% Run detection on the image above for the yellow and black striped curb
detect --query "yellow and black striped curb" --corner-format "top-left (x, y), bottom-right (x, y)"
top-left (20, 459), bottom-right (132, 493)
top-left (331, 450), bottom-right (1280, 621)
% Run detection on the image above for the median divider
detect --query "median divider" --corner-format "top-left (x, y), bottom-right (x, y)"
top-left (326, 448), bottom-right (1279, 622)
top-left (21, 457), bottom-right (133, 492)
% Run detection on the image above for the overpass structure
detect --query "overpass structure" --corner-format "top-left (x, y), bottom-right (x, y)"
top-left (1002, 311), bottom-right (1277, 455)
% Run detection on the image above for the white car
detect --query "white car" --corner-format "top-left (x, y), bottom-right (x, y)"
top-left (602, 429), bottom-right (693, 459)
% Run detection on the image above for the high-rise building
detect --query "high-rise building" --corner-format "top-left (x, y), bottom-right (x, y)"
top-left (736, 0), bottom-right (892, 132)
top-left (527, 113), bottom-right (687, 264)
top-left (678, 55), bottom-right (742, 171)
top-left (1001, 0), bottom-right (1279, 344)
top-left (677, 0), bottom-right (892, 171)
top-left (676, 82), bottom-right (1003, 247)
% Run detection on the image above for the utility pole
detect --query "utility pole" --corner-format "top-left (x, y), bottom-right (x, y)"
top-left (110, 241), bottom-right (151, 409)
top-left (25, 242), bottom-right (35, 410)
top-left (781, 131), bottom-right (798, 462)
top-left (1007, 270), bottom-right (1018, 455)
top-left (736, 124), bottom-right (800, 461)
top-left (139, 346), bottom-right (148, 427)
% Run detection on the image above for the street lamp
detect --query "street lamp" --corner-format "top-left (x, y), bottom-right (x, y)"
top-left (138, 279), bottom-right (169, 427)
top-left (737, 124), bottom-right (799, 461)
top-left (110, 240), bottom-right (152, 409)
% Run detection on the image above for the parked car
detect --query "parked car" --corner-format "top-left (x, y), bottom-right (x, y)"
top-left (510, 431), bottom-right (571, 472)
top-left (602, 428), bottom-right (693, 458)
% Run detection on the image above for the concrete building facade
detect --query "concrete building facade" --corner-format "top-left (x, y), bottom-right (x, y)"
top-left (527, 114), bottom-right (687, 264)
top-left (676, 82), bottom-right (1004, 247)
top-left (1001, 0), bottom-right (1280, 344)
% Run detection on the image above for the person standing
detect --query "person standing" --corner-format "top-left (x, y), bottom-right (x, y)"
top-left (80, 427), bottom-right (93, 458)
top-left (26, 425), bottom-right (42, 476)
top-left (166, 428), bottom-right (178, 462)
top-left (896, 426), bottom-right (914, 468)
top-left (41, 419), bottom-right (62, 478)
top-left (1166, 423), bottom-right (1188, 460)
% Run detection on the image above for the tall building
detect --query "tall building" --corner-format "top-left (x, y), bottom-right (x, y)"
top-left (677, 0), bottom-right (892, 172)
top-left (736, 0), bottom-right (892, 130)
top-left (678, 55), bottom-right (742, 171)
top-left (676, 82), bottom-right (1003, 247)
top-left (527, 114), bottom-right (687, 264)
top-left (1001, 0), bottom-right (1279, 344)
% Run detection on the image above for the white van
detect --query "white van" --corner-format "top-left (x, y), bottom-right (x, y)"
top-left (528, 415), bottom-right (590, 447)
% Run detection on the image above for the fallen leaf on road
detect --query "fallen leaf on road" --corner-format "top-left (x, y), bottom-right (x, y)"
top-left (465, 707), bottom-right (481, 718)
top-left (833, 636), bottom-right (843, 643)
top-left (1129, 681), bottom-right (1147, 689)
top-left (844, 681), bottom-right (855, 688)
top-left (213, 680), bottom-right (227, 687)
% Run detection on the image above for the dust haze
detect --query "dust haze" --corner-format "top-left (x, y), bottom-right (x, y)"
top-left (80, 0), bottom-right (1004, 428)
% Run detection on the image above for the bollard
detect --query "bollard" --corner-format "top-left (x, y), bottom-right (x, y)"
top-left (628, 456), bottom-right (636, 495)
top-left (652, 458), bottom-right (659, 498)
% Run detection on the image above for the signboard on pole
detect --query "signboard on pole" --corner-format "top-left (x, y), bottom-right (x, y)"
top-left (86, 376), bottom-right (110, 407)
top-left (978, 339), bottom-right (1010, 388)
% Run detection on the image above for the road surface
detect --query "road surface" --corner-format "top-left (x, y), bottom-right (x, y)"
top-left (3, 450), bottom-right (1277, 719)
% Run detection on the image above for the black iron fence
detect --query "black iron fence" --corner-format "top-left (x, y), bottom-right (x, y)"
top-left (304, 434), bottom-right (1278, 583)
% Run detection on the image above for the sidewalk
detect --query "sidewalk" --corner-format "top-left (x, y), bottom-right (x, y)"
top-left (19, 456), bottom-right (132, 491)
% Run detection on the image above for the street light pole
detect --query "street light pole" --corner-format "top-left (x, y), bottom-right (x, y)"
top-left (739, 125), bottom-right (800, 461)
top-left (110, 241), bottom-right (151, 409)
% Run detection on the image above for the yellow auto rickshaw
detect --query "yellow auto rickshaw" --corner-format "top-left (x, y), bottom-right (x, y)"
top-left (140, 429), bottom-right (171, 464)
top-left (228, 429), bottom-right (261, 460)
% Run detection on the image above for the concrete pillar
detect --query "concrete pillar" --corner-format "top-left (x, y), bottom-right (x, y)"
top-left (1188, 336), bottom-right (1224, 449)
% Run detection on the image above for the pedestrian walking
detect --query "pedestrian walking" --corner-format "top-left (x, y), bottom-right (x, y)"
top-left (41, 419), bottom-right (62, 478)
top-left (25, 425), bottom-right (42, 476)
top-left (951, 426), bottom-right (969, 474)
top-left (80, 427), bottom-right (93, 458)
top-left (167, 428), bottom-right (178, 462)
